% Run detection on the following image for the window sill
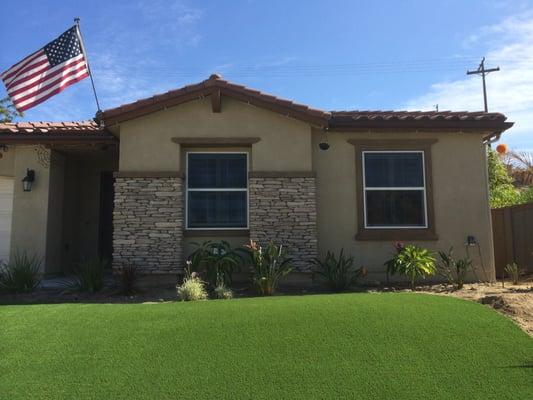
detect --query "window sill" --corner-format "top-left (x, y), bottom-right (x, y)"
top-left (355, 229), bottom-right (438, 241)
top-left (183, 229), bottom-right (250, 237)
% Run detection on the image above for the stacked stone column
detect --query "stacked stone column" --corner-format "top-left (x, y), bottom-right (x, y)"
top-left (249, 176), bottom-right (318, 272)
top-left (112, 176), bottom-right (184, 274)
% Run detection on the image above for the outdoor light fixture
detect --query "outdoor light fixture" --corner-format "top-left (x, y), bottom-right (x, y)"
top-left (466, 235), bottom-right (477, 246)
top-left (319, 128), bottom-right (330, 151)
top-left (22, 169), bottom-right (35, 192)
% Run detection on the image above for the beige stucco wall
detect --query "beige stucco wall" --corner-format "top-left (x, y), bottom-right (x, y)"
top-left (7, 146), bottom-right (51, 274)
top-left (0, 147), bottom-right (15, 176)
top-left (117, 96), bottom-right (314, 253)
top-left (115, 95), bottom-right (495, 281)
top-left (312, 130), bottom-right (495, 282)
top-left (118, 96), bottom-right (313, 172)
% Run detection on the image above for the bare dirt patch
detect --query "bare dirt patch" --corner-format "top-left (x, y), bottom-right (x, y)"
top-left (414, 280), bottom-right (533, 336)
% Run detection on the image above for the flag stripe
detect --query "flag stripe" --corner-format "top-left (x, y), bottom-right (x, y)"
top-left (8, 56), bottom-right (86, 97)
top-left (4, 58), bottom-right (51, 89)
top-left (11, 62), bottom-right (88, 103)
top-left (17, 71), bottom-right (90, 112)
top-left (3, 55), bottom-right (49, 87)
top-left (0, 49), bottom-right (44, 80)
top-left (16, 69), bottom-right (90, 111)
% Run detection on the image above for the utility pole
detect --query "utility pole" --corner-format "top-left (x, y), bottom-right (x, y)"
top-left (467, 57), bottom-right (500, 112)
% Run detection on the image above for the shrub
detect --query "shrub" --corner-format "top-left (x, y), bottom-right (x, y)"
top-left (189, 241), bottom-right (242, 287)
top-left (312, 249), bottom-right (366, 291)
top-left (504, 263), bottom-right (521, 285)
top-left (65, 258), bottom-right (107, 293)
top-left (119, 264), bottom-right (138, 295)
top-left (384, 244), bottom-right (436, 290)
top-left (0, 250), bottom-right (41, 293)
top-left (244, 240), bottom-right (293, 296)
top-left (437, 248), bottom-right (473, 290)
top-left (177, 265), bottom-right (208, 301)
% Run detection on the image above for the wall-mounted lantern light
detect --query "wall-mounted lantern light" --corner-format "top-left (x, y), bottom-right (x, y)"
top-left (318, 128), bottom-right (330, 151)
top-left (22, 169), bottom-right (35, 192)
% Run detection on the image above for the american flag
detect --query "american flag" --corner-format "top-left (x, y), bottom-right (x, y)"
top-left (1, 26), bottom-right (89, 112)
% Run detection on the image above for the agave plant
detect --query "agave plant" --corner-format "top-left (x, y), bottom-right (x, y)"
top-left (384, 244), bottom-right (436, 290)
top-left (244, 240), bottom-right (293, 296)
top-left (312, 249), bottom-right (365, 291)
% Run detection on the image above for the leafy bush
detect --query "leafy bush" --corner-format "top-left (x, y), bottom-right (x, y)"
top-left (65, 258), bottom-right (107, 293)
top-left (0, 250), bottom-right (41, 293)
top-left (437, 248), bottom-right (473, 289)
top-left (177, 265), bottom-right (208, 301)
top-left (189, 241), bottom-right (242, 287)
top-left (312, 249), bottom-right (366, 291)
top-left (119, 264), bottom-right (138, 295)
top-left (384, 244), bottom-right (436, 290)
top-left (504, 263), bottom-right (521, 285)
top-left (244, 240), bottom-right (293, 296)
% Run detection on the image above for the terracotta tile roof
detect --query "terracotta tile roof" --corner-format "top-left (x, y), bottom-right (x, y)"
top-left (329, 110), bottom-right (508, 122)
top-left (328, 110), bottom-right (513, 135)
top-left (0, 76), bottom-right (513, 142)
top-left (101, 74), bottom-right (331, 126)
top-left (0, 120), bottom-right (117, 144)
top-left (0, 120), bottom-right (105, 134)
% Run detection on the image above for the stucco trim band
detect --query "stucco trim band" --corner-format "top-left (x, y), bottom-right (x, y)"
top-left (171, 137), bottom-right (261, 146)
top-left (249, 171), bottom-right (316, 178)
top-left (114, 171), bottom-right (184, 178)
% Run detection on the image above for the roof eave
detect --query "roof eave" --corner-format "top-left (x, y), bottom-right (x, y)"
top-left (0, 133), bottom-right (118, 145)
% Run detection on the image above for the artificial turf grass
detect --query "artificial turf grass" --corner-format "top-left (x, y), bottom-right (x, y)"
top-left (1, 293), bottom-right (531, 400)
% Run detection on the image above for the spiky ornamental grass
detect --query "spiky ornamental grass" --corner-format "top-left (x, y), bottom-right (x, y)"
top-left (0, 250), bottom-right (41, 293)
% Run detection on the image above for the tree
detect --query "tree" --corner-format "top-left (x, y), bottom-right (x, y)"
top-left (0, 96), bottom-right (22, 123)
top-left (504, 151), bottom-right (533, 187)
top-left (487, 148), bottom-right (520, 208)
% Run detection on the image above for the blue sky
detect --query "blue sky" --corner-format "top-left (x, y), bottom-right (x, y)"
top-left (1, 0), bottom-right (532, 149)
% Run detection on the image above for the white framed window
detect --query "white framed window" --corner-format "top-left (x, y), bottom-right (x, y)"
top-left (186, 152), bottom-right (248, 230)
top-left (362, 151), bottom-right (428, 229)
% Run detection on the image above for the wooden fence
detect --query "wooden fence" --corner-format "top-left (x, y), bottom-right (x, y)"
top-left (492, 202), bottom-right (533, 277)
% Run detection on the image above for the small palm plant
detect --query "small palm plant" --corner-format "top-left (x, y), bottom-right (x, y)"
top-left (189, 241), bottom-right (242, 287)
top-left (244, 240), bottom-right (293, 296)
top-left (385, 244), bottom-right (436, 290)
top-left (312, 249), bottom-right (366, 291)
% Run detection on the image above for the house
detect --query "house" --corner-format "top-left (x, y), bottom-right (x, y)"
top-left (0, 74), bottom-right (513, 284)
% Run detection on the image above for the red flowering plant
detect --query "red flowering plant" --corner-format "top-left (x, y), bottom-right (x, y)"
top-left (243, 240), bottom-right (293, 296)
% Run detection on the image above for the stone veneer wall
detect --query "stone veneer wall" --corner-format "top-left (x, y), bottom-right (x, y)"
top-left (113, 177), bottom-right (184, 274)
top-left (249, 176), bottom-right (318, 272)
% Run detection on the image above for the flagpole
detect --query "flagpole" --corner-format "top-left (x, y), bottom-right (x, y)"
top-left (74, 17), bottom-right (102, 115)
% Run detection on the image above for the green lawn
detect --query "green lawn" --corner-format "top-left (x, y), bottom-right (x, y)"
top-left (1, 293), bottom-right (532, 399)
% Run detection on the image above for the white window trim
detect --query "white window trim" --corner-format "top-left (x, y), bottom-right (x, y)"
top-left (362, 150), bottom-right (428, 229)
top-left (185, 151), bottom-right (249, 230)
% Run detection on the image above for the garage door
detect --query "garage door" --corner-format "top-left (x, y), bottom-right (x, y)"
top-left (0, 177), bottom-right (14, 263)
